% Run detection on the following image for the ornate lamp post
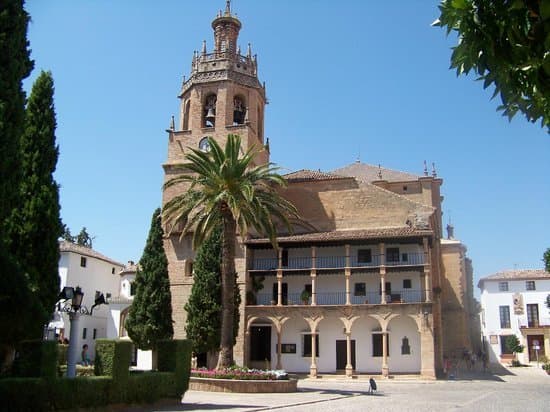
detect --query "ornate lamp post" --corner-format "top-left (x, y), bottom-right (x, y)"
top-left (57, 286), bottom-right (106, 378)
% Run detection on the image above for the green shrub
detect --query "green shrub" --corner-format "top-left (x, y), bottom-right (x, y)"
top-left (126, 372), bottom-right (177, 403)
top-left (49, 376), bottom-right (114, 410)
top-left (12, 340), bottom-right (58, 379)
top-left (58, 364), bottom-right (95, 378)
top-left (94, 339), bottom-right (131, 383)
top-left (57, 344), bottom-right (68, 365)
top-left (157, 339), bottom-right (192, 394)
top-left (0, 378), bottom-right (50, 411)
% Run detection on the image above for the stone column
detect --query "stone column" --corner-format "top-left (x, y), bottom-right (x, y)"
top-left (382, 331), bottom-right (389, 377)
top-left (244, 329), bottom-right (250, 368)
top-left (423, 237), bottom-right (431, 302)
top-left (310, 332), bottom-right (318, 378)
top-left (276, 328), bottom-right (283, 369)
top-left (379, 242), bottom-right (386, 304)
top-left (311, 246), bottom-right (317, 306)
top-left (277, 248), bottom-right (283, 306)
top-left (311, 270), bottom-right (317, 306)
top-left (420, 313), bottom-right (436, 378)
top-left (345, 331), bottom-right (353, 377)
top-left (345, 271), bottom-right (351, 305)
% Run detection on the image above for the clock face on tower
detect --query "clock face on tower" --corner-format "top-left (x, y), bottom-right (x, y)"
top-left (199, 137), bottom-right (211, 152)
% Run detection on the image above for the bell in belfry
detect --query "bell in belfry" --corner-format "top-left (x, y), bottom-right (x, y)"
top-left (205, 107), bottom-right (216, 125)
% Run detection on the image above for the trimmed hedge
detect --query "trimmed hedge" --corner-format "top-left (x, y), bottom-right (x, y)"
top-left (157, 339), bottom-right (192, 394)
top-left (0, 339), bottom-right (192, 411)
top-left (57, 344), bottom-right (68, 366)
top-left (12, 340), bottom-right (58, 379)
top-left (94, 339), bottom-right (132, 384)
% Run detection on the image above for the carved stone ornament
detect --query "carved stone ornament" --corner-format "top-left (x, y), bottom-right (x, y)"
top-left (513, 293), bottom-right (524, 315)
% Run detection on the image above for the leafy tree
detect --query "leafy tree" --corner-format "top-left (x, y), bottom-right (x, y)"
top-left (61, 223), bottom-right (74, 242)
top-left (184, 226), bottom-right (240, 358)
top-left (546, 294), bottom-right (550, 310)
top-left (505, 335), bottom-right (525, 361)
top-left (0, 0), bottom-right (34, 372)
top-left (434, 0), bottom-right (550, 130)
top-left (75, 226), bottom-right (93, 248)
top-left (126, 208), bottom-right (174, 351)
top-left (163, 134), bottom-right (299, 368)
top-left (9, 71), bottom-right (62, 339)
top-left (543, 247), bottom-right (550, 271)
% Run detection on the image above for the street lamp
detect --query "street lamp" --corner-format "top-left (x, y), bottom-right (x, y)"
top-left (57, 286), bottom-right (106, 378)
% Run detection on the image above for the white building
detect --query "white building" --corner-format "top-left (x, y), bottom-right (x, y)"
top-left (51, 241), bottom-right (125, 360)
top-left (479, 269), bottom-right (550, 364)
top-left (106, 262), bottom-right (154, 370)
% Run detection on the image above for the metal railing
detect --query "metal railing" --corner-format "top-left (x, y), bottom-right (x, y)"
top-left (251, 252), bottom-right (425, 271)
top-left (250, 289), bottom-right (425, 306)
top-left (518, 316), bottom-right (550, 328)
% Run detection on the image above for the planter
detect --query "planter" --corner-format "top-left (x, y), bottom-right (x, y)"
top-left (189, 377), bottom-right (297, 393)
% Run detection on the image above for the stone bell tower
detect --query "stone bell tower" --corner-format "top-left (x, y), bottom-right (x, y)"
top-left (162, 1), bottom-right (267, 350)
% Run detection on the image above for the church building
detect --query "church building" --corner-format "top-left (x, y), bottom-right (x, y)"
top-left (162, 2), bottom-right (478, 378)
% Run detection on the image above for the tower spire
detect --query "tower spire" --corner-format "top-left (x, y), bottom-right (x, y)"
top-left (225, 0), bottom-right (231, 16)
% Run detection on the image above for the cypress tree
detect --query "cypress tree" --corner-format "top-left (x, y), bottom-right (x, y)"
top-left (184, 226), bottom-right (240, 361)
top-left (126, 208), bottom-right (174, 350)
top-left (0, 0), bottom-right (35, 370)
top-left (10, 71), bottom-right (62, 338)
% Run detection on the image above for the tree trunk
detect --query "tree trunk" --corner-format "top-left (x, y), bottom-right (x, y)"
top-left (216, 208), bottom-right (236, 369)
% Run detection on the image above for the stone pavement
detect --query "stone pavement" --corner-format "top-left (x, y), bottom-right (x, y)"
top-left (122, 364), bottom-right (550, 412)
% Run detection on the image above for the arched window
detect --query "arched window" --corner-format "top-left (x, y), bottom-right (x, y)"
top-left (183, 100), bottom-right (191, 130)
top-left (233, 96), bottom-right (246, 125)
top-left (401, 336), bottom-right (411, 355)
top-left (120, 308), bottom-right (130, 338)
top-left (203, 94), bottom-right (217, 128)
top-left (198, 137), bottom-right (211, 152)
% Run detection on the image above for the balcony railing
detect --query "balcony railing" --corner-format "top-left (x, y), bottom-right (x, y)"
top-left (250, 253), bottom-right (425, 271)
top-left (252, 289), bottom-right (425, 306)
top-left (518, 317), bottom-right (550, 328)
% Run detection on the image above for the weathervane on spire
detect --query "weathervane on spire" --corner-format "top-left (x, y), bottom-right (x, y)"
top-left (225, 0), bottom-right (231, 15)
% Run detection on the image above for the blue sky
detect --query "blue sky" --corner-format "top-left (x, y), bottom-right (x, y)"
top-left (25, 1), bottom-right (549, 290)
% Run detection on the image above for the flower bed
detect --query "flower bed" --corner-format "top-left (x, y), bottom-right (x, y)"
top-left (191, 366), bottom-right (288, 381)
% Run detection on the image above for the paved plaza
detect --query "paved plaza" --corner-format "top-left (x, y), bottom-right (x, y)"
top-left (124, 364), bottom-right (549, 412)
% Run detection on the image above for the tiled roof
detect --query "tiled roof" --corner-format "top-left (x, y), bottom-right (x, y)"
top-left (119, 263), bottom-right (138, 275)
top-left (283, 169), bottom-right (352, 183)
top-left (59, 240), bottom-right (124, 267)
top-left (478, 269), bottom-right (550, 287)
top-left (246, 227), bottom-right (432, 245)
top-left (333, 162), bottom-right (421, 183)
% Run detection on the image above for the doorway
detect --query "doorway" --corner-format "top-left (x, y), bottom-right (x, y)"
top-left (250, 326), bottom-right (272, 366)
top-left (336, 340), bottom-right (356, 370)
top-left (527, 335), bottom-right (545, 362)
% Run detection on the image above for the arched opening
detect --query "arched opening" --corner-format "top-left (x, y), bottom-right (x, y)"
top-left (183, 100), bottom-right (191, 130)
top-left (119, 307), bottom-right (130, 338)
top-left (386, 315), bottom-right (421, 373)
top-left (203, 94), bottom-right (217, 128)
top-left (233, 95), bottom-right (246, 125)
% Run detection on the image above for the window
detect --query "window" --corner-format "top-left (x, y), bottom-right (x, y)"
top-left (303, 334), bottom-right (319, 357)
top-left (203, 94), bottom-right (216, 127)
top-left (130, 282), bottom-right (136, 296)
top-left (183, 100), bottom-right (190, 130)
top-left (198, 137), bottom-right (211, 152)
top-left (527, 304), bottom-right (539, 327)
top-left (403, 279), bottom-right (412, 289)
top-left (80, 257), bottom-right (87, 267)
top-left (500, 335), bottom-right (515, 354)
top-left (354, 283), bottom-right (366, 296)
top-left (357, 249), bottom-right (372, 263)
top-left (281, 249), bottom-right (289, 267)
top-left (93, 328), bottom-right (97, 339)
top-left (498, 281), bottom-right (509, 292)
top-left (372, 333), bottom-right (389, 357)
top-left (401, 336), bottom-right (411, 355)
top-left (82, 328), bottom-right (87, 339)
top-left (111, 267), bottom-right (115, 274)
top-left (233, 96), bottom-right (246, 125)
top-left (106, 293), bottom-right (111, 299)
top-left (526, 281), bottom-right (536, 291)
top-left (401, 253), bottom-right (408, 262)
top-left (499, 306), bottom-right (511, 328)
top-left (386, 248), bottom-right (399, 263)
top-left (305, 284), bottom-right (312, 295)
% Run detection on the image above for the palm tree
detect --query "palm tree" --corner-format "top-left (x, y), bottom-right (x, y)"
top-left (163, 134), bottom-right (299, 368)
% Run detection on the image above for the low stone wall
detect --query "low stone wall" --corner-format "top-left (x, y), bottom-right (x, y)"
top-left (189, 377), bottom-right (298, 393)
